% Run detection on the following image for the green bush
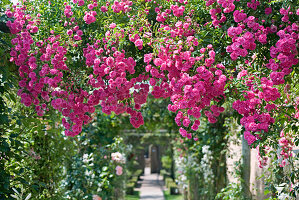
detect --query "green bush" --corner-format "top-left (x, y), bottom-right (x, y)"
top-left (168, 182), bottom-right (179, 195)
top-left (161, 156), bottom-right (172, 171)
top-left (165, 177), bottom-right (173, 188)
top-left (216, 182), bottom-right (246, 200)
top-left (126, 182), bottom-right (135, 195)
top-left (130, 176), bottom-right (138, 187)
top-left (160, 169), bottom-right (171, 181)
top-left (133, 169), bottom-right (143, 180)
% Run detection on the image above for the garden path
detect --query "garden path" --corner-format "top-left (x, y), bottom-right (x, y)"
top-left (139, 167), bottom-right (165, 200)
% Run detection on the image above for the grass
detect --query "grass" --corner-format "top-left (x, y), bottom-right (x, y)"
top-left (125, 191), bottom-right (140, 200)
top-left (163, 189), bottom-right (183, 200)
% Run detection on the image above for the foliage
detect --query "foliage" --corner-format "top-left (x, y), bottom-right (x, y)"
top-left (62, 135), bottom-right (130, 200)
top-left (10, 185), bottom-right (32, 200)
top-left (173, 114), bottom-right (229, 199)
top-left (216, 158), bottom-right (249, 200)
top-left (216, 182), bottom-right (246, 200)
top-left (261, 149), bottom-right (299, 199)
top-left (161, 155), bottom-right (172, 171)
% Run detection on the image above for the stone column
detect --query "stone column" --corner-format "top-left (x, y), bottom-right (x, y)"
top-left (150, 145), bottom-right (159, 173)
top-left (187, 172), bottom-right (199, 200)
top-left (242, 136), bottom-right (251, 199)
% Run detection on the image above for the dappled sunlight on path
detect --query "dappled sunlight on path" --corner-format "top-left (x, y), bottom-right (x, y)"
top-left (138, 167), bottom-right (165, 200)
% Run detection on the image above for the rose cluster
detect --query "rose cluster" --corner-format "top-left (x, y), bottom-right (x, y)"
top-left (5, 0), bottom-right (299, 167)
top-left (142, 3), bottom-right (227, 140)
top-left (278, 131), bottom-right (294, 167)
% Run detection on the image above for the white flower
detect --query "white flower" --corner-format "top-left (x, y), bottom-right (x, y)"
top-left (82, 153), bottom-right (94, 163)
top-left (111, 152), bottom-right (125, 163)
top-left (200, 145), bottom-right (214, 184)
top-left (277, 193), bottom-right (290, 200)
top-left (83, 154), bottom-right (89, 162)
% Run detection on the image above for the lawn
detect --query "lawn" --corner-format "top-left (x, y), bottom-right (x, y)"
top-left (125, 191), bottom-right (140, 200)
top-left (163, 189), bottom-right (183, 200)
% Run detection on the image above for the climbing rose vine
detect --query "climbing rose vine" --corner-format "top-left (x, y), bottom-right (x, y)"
top-left (5, 0), bottom-right (298, 167)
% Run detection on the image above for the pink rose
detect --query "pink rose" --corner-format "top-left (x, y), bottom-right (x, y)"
top-left (115, 165), bottom-right (123, 175)
top-left (134, 39), bottom-right (143, 49)
top-left (101, 6), bottom-right (108, 12)
top-left (144, 53), bottom-right (152, 63)
top-left (265, 7), bottom-right (272, 15)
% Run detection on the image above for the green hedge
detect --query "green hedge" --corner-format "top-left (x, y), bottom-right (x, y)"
top-left (126, 172), bottom-right (142, 195)
top-left (165, 177), bottom-right (180, 195)
top-left (126, 182), bottom-right (135, 195)
top-left (165, 177), bottom-right (173, 188)
top-left (160, 169), bottom-right (171, 181)
top-left (133, 169), bottom-right (143, 180)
